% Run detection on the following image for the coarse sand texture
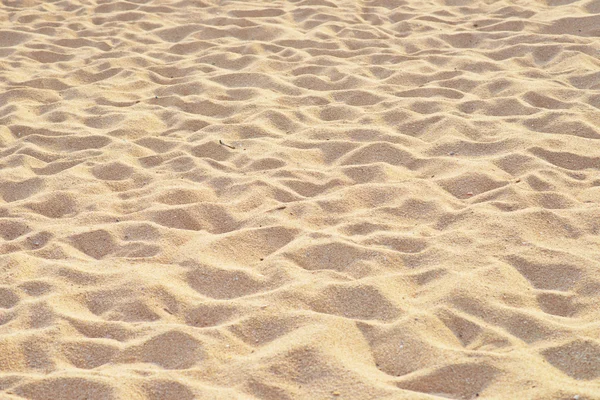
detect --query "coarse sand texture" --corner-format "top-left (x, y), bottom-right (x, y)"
top-left (1, 0), bottom-right (600, 399)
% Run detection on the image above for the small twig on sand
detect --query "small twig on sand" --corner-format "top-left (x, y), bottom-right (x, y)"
top-left (219, 139), bottom-right (235, 149)
top-left (266, 205), bottom-right (287, 213)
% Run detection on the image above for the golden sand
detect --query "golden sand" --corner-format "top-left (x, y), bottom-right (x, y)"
top-left (1, 0), bottom-right (600, 399)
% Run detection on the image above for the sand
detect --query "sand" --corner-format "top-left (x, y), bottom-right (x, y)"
top-left (1, 0), bottom-right (600, 399)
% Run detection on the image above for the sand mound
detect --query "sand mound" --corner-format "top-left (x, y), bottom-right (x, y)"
top-left (1, 0), bottom-right (600, 398)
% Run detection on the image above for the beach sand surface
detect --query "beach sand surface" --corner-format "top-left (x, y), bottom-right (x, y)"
top-left (1, 0), bottom-right (600, 399)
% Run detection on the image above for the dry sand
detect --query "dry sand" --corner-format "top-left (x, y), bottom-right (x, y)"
top-left (1, 0), bottom-right (600, 399)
